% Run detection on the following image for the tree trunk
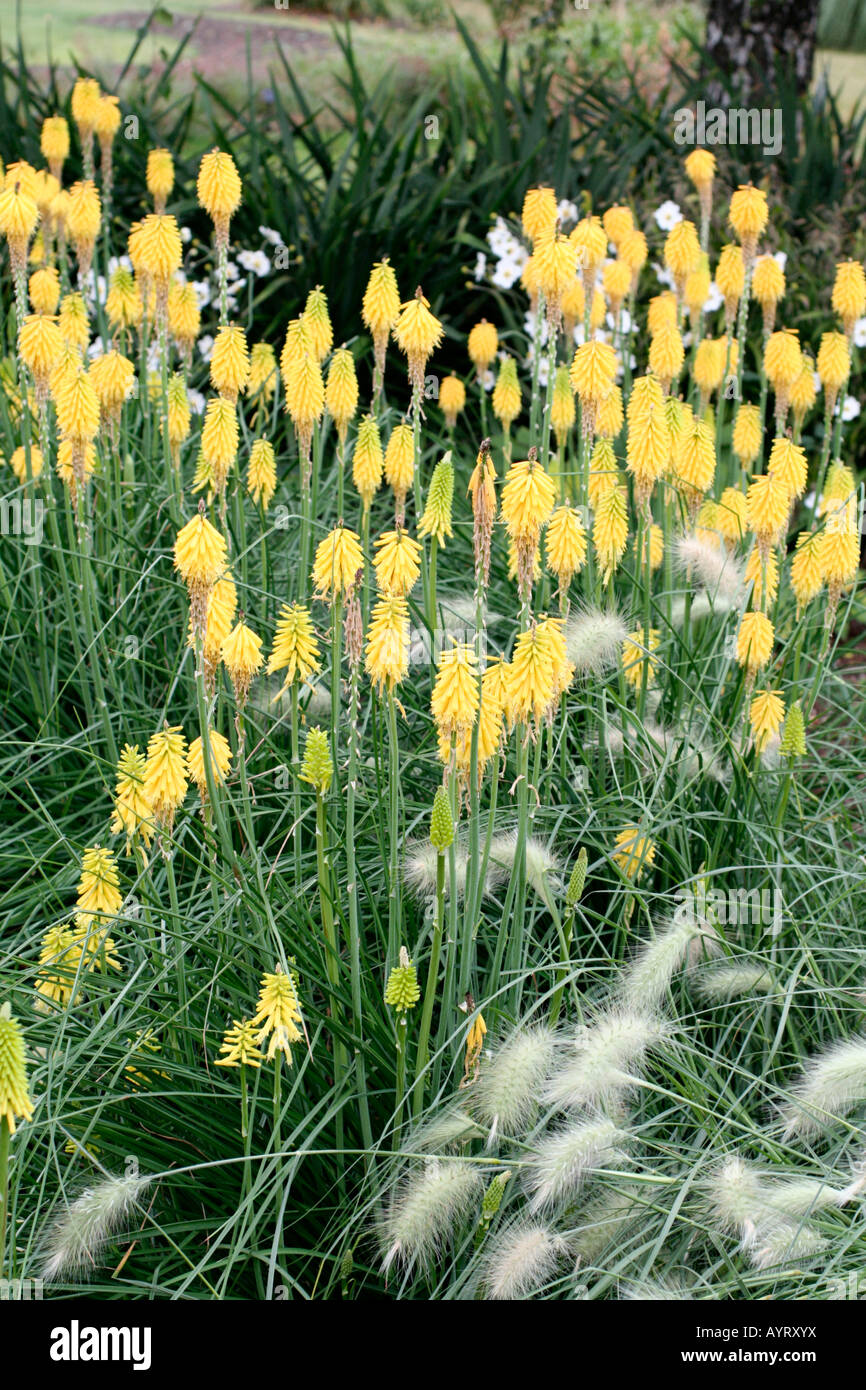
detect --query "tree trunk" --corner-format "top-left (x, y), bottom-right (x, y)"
top-left (704, 0), bottom-right (821, 100)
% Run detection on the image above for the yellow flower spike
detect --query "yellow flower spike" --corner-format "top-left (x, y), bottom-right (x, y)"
top-left (684, 257), bottom-right (711, 321)
top-left (550, 364), bottom-right (576, 448)
top-left (210, 324), bottom-right (250, 402)
top-left (384, 422), bottom-right (415, 525)
top-left (750, 689), bottom-right (785, 753)
top-left (303, 285), bottom-right (333, 363)
top-left (507, 623), bottom-right (558, 728)
top-left (534, 225), bottom-right (579, 324)
top-left (88, 350), bottom-right (135, 428)
top-left (75, 845), bottom-right (122, 928)
top-left (745, 544), bottom-right (779, 607)
top-left (521, 185), bottom-right (557, 242)
top-left (251, 965), bottom-right (304, 1065)
top-left (248, 342), bottom-right (277, 402)
top-left (174, 507), bottom-right (228, 632)
top-left (571, 215), bottom-right (607, 282)
top-left (8, 444), bottom-right (44, 485)
top-left (393, 288), bottom-right (444, 395)
top-left (286, 351), bottom-right (325, 467)
top-left (818, 504), bottom-right (859, 606)
top-left (619, 226), bottom-right (648, 287)
top-left (789, 532), bottom-right (824, 613)
top-left (71, 76), bottom-right (101, 142)
top-left (766, 435), bottom-right (807, 502)
top-left (569, 340), bottom-right (617, 437)
top-left (647, 321), bottom-right (684, 392)
top-left (365, 593), bottom-right (410, 694)
top-left (593, 485), bottom-right (629, 585)
top-left (752, 254), bottom-right (785, 334)
top-left (633, 522), bottom-right (664, 572)
top-left (672, 417), bottom-right (715, 503)
top-left (197, 148), bottom-right (242, 245)
top-left (144, 724), bottom-right (188, 834)
top-left (764, 328), bottom-right (801, 425)
top-left (647, 291), bottom-right (678, 337)
top-left (492, 356), bottom-right (522, 429)
top-left (602, 258), bottom-right (633, 317)
top-left (19, 314), bottom-right (63, 403)
top-left (746, 469), bottom-right (790, 549)
top-left (246, 438), bottom-right (277, 510)
top-left (622, 626), bottom-right (660, 690)
top-left (0, 181), bottom-right (39, 270)
top-left (715, 243), bottom-right (745, 324)
top-left (201, 396), bottom-right (239, 495)
top-left (728, 183), bottom-right (769, 261)
top-left (325, 347), bottom-right (359, 441)
top-left (816, 331), bottom-right (850, 417)
top-left (199, 573), bottom-right (237, 687)
top-left (602, 204), bottom-right (634, 247)
top-left (41, 115), bottom-right (71, 179)
top-left (267, 602), bottom-right (320, 694)
top-left (790, 359), bottom-right (816, 427)
top-left (215, 1018), bottom-right (263, 1069)
top-left (187, 730), bottom-right (232, 801)
top-left (832, 259), bottom-right (866, 338)
top-left (279, 315), bottom-right (314, 387)
top-left (467, 319), bottom-right (498, 380)
top-left (106, 266), bottom-right (142, 334)
top-left (57, 290), bottom-right (90, 350)
top-left (35, 925), bottom-right (78, 1010)
top-left (684, 148), bottom-right (716, 195)
top-left (146, 147), bottom-right (175, 212)
top-left (736, 610), bottom-right (774, 673)
top-left (664, 218), bottom-right (701, 294)
top-left (165, 374), bottom-right (191, 459)
top-left (431, 643), bottom-right (479, 741)
top-left (628, 401), bottom-right (672, 504)
top-left (352, 412), bottom-right (384, 514)
top-left (612, 826), bottom-right (656, 881)
top-left (222, 620), bottom-right (264, 706)
top-left (110, 744), bottom-right (154, 852)
top-left (596, 383), bottom-right (624, 440)
top-left (28, 266), bottom-right (61, 316)
top-left (438, 373), bottom-right (466, 429)
top-left (545, 503), bottom-right (587, 590)
top-left (717, 486), bottom-right (748, 546)
top-left (0, 1003), bottom-right (34, 1135)
top-left (362, 257), bottom-right (400, 383)
top-left (312, 525), bottom-right (364, 600)
top-left (732, 402), bottom-right (763, 467)
top-left (373, 529), bottom-right (422, 597)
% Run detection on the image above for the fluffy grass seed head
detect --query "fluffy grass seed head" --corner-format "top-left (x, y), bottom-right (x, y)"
top-left (40, 1173), bottom-right (151, 1283)
top-left (544, 1009), bottom-right (669, 1112)
top-left (381, 1159), bottom-right (483, 1273)
top-left (779, 1035), bottom-right (866, 1141)
top-left (483, 1221), bottom-right (562, 1301)
top-left (526, 1116), bottom-right (628, 1213)
top-left (471, 1026), bottom-right (556, 1138)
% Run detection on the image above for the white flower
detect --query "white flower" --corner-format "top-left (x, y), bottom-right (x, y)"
top-left (87, 336), bottom-right (104, 359)
top-left (773, 250), bottom-right (787, 271)
top-left (557, 198), bottom-right (578, 225)
top-left (572, 323), bottom-right (587, 346)
top-left (841, 394), bottom-right (861, 422)
top-left (224, 260), bottom-right (240, 282)
top-left (237, 249), bottom-right (271, 276)
top-left (473, 251), bottom-right (487, 282)
top-left (481, 368), bottom-right (495, 392)
top-left (607, 307), bottom-right (633, 336)
top-left (487, 216), bottom-right (512, 255)
top-left (526, 349), bottom-right (551, 387)
top-left (703, 280), bottom-right (724, 313)
top-left (181, 226), bottom-right (192, 244)
top-left (853, 317), bottom-right (866, 349)
top-left (653, 200), bottom-right (682, 231)
top-left (198, 334), bottom-right (215, 362)
top-left (258, 225), bottom-right (284, 247)
top-left (107, 255), bottom-right (132, 277)
top-left (146, 341), bottom-right (161, 373)
top-left (191, 280), bottom-right (211, 310)
top-left (524, 311), bottom-right (550, 346)
top-left (188, 389), bottom-right (206, 415)
top-left (491, 258), bottom-right (522, 289)
top-left (813, 371), bottom-right (822, 393)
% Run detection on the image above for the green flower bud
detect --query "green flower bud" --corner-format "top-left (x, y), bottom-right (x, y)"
top-left (299, 726), bottom-right (332, 795)
top-left (430, 785), bottom-right (454, 852)
top-left (565, 846), bottom-right (588, 907)
top-left (384, 948), bottom-right (420, 1012)
top-left (779, 701), bottom-right (806, 758)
